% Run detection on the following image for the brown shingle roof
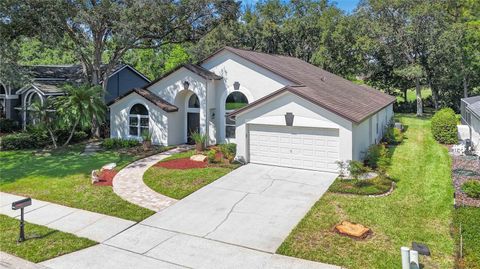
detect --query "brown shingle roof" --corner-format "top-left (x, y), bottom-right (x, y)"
top-left (145, 63), bottom-right (222, 88)
top-left (214, 47), bottom-right (396, 123)
top-left (108, 88), bottom-right (178, 112)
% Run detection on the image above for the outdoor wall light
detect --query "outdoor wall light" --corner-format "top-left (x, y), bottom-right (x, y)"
top-left (183, 81), bottom-right (190, 90)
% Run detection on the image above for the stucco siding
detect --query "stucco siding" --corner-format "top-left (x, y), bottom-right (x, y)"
top-left (201, 50), bottom-right (293, 143)
top-left (352, 104), bottom-right (394, 160)
top-left (110, 92), bottom-right (168, 145)
top-left (235, 92), bottom-right (353, 164)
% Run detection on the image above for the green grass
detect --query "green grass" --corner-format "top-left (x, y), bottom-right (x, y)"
top-left (453, 207), bottom-right (480, 269)
top-left (277, 115), bottom-right (455, 268)
top-left (328, 176), bottom-right (393, 196)
top-left (144, 151), bottom-right (238, 199)
top-left (396, 88), bottom-right (432, 102)
top-left (0, 214), bottom-right (96, 262)
top-left (0, 145), bottom-right (154, 222)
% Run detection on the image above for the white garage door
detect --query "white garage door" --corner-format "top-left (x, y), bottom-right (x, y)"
top-left (248, 124), bottom-right (340, 172)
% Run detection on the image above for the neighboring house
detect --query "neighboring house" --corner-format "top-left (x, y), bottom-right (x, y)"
top-left (0, 64), bottom-right (150, 129)
top-left (459, 96), bottom-right (480, 154)
top-left (109, 47), bottom-right (395, 172)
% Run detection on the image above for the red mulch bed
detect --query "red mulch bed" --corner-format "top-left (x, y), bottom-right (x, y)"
top-left (154, 157), bottom-right (207, 169)
top-left (93, 169), bottom-right (117, 186)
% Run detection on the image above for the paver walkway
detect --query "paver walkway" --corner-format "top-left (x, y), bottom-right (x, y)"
top-left (0, 192), bottom-right (135, 243)
top-left (112, 147), bottom-right (192, 211)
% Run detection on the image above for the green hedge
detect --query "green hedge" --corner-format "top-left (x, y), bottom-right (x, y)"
top-left (431, 108), bottom-right (458, 144)
top-left (1, 133), bottom-right (43, 150)
top-left (0, 119), bottom-right (20, 133)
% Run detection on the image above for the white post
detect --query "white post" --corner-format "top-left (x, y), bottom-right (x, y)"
top-left (401, 247), bottom-right (410, 269)
top-left (409, 250), bottom-right (419, 269)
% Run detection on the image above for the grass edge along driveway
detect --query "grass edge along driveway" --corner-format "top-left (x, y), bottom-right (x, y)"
top-left (277, 115), bottom-right (455, 269)
top-left (144, 150), bottom-right (239, 200)
top-left (0, 214), bottom-right (96, 263)
top-left (0, 146), bottom-right (154, 222)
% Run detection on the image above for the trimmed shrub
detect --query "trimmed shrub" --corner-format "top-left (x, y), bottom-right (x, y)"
top-left (219, 143), bottom-right (236, 162)
top-left (347, 160), bottom-right (371, 180)
top-left (382, 127), bottom-right (403, 145)
top-left (102, 138), bottom-right (139, 149)
top-left (1, 133), bottom-right (37, 150)
top-left (364, 144), bottom-right (390, 169)
top-left (207, 149), bottom-right (217, 163)
top-left (0, 119), bottom-right (19, 133)
top-left (461, 180), bottom-right (480, 199)
top-left (431, 108), bottom-right (458, 144)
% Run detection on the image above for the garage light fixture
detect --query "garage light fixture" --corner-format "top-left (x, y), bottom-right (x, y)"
top-left (233, 81), bottom-right (240, 90)
top-left (285, 112), bottom-right (294, 126)
top-left (183, 81), bottom-right (190, 90)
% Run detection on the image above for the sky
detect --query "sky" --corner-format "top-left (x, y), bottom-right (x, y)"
top-left (241, 0), bottom-right (361, 14)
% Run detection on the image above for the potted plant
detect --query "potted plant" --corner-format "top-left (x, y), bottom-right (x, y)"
top-left (191, 131), bottom-right (207, 152)
top-left (141, 130), bottom-right (152, 151)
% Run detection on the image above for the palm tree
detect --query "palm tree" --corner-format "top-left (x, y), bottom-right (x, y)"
top-left (29, 99), bottom-right (59, 148)
top-left (56, 84), bottom-right (106, 146)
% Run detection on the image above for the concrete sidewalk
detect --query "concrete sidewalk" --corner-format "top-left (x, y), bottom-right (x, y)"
top-left (0, 192), bottom-right (135, 243)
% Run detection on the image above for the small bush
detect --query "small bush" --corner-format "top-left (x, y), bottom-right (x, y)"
top-left (102, 138), bottom-right (139, 149)
top-left (461, 180), bottom-right (480, 199)
top-left (431, 108), bottom-right (458, 144)
top-left (382, 127), bottom-right (403, 145)
top-left (207, 149), bottom-right (217, 163)
top-left (1, 133), bottom-right (37, 150)
top-left (347, 160), bottom-right (371, 180)
top-left (364, 144), bottom-right (390, 170)
top-left (0, 119), bottom-right (19, 133)
top-left (72, 131), bottom-right (88, 143)
top-left (219, 143), bottom-right (236, 162)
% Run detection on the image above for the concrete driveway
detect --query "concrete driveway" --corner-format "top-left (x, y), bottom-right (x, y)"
top-left (41, 164), bottom-right (339, 269)
top-left (141, 164), bottom-right (337, 252)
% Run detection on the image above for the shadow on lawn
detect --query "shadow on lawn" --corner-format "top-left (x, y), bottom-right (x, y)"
top-left (0, 149), bottom-right (134, 184)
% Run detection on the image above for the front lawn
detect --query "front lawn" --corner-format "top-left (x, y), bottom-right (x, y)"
top-left (0, 214), bottom-right (96, 263)
top-left (144, 150), bottom-right (239, 199)
top-left (328, 176), bottom-right (393, 196)
top-left (0, 145), bottom-right (155, 222)
top-left (277, 115), bottom-right (455, 268)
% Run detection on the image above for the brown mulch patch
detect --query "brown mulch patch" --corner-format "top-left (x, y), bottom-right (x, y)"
top-left (93, 169), bottom-right (117, 186)
top-left (154, 157), bottom-right (208, 169)
top-left (452, 154), bottom-right (480, 207)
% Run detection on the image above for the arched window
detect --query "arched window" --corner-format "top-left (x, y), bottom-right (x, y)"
top-left (188, 94), bottom-right (200, 108)
top-left (129, 104), bottom-right (149, 137)
top-left (25, 90), bottom-right (43, 125)
top-left (225, 92), bottom-right (248, 139)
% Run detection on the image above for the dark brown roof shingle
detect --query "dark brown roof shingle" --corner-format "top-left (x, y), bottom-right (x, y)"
top-left (219, 47), bottom-right (396, 123)
top-left (108, 88), bottom-right (178, 112)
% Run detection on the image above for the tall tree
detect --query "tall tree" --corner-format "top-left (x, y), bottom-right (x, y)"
top-left (1, 0), bottom-right (238, 89)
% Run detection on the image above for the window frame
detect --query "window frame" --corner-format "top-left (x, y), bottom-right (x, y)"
top-left (224, 92), bottom-right (249, 139)
top-left (128, 104), bottom-right (149, 137)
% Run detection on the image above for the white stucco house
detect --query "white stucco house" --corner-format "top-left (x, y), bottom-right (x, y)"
top-left (109, 47), bottom-right (396, 172)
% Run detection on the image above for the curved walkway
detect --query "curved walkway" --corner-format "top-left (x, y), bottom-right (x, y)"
top-left (113, 147), bottom-right (191, 212)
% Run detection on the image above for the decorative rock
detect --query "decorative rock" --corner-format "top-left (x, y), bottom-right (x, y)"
top-left (102, 163), bottom-right (117, 171)
top-left (91, 170), bottom-right (100, 184)
top-left (335, 221), bottom-right (371, 239)
top-left (190, 154), bottom-right (207, 162)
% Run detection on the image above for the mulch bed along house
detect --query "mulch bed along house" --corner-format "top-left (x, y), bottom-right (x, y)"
top-left (154, 158), bottom-right (208, 169)
top-left (452, 155), bottom-right (480, 207)
top-left (93, 169), bottom-right (117, 186)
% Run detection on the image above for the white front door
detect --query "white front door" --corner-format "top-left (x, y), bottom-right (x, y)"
top-left (248, 124), bottom-right (340, 172)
